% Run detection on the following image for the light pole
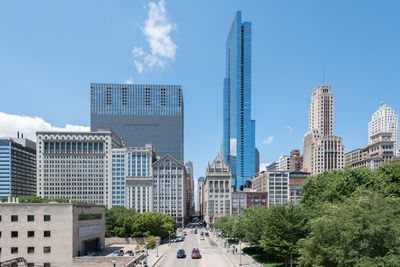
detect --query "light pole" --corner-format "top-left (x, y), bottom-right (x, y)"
top-left (239, 241), bottom-right (242, 266)
top-left (112, 258), bottom-right (116, 267)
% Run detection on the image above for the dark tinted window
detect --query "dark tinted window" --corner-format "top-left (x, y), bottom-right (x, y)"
top-left (27, 215), bottom-right (35, 222)
top-left (44, 231), bottom-right (51, 237)
top-left (43, 247), bottom-right (51, 253)
top-left (44, 215), bottom-right (51, 221)
top-left (28, 231), bottom-right (34, 238)
top-left (11, 215), bottom-right (18, 222)
top-left (11, 247), bottom-right (18, 253)
top-left (28, 247), bottom-right (34, 253)
top-left (11, 231), bottom-right (18, 238)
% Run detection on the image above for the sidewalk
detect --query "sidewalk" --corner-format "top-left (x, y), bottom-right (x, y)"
top-left (210, 233), bottom-right (262, 267)
top-left (146, 242), bottom-right (173, 267)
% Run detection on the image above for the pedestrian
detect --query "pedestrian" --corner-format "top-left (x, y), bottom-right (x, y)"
top-left (232, 247), bottom-right (235, 254)
top-left (235, 247), bottom-right (238, 253)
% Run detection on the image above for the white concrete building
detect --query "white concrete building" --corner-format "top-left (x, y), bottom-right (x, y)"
top-left (201, 154), bottom-right (231, 226)
top-left (36, 130), bottom-right (123, 208)
top-left (152, 155), bottom-right (186, 227)
top-left (303, 85), bottom-right (344, 175)
top-left (278, 155), bottom-right (290, 171)
top-left (266, 170), bottom-right (289, 206)
top-left (0, 200), bottom-right (105, 267)
top-left (368, 103), bottom-right (398, 154)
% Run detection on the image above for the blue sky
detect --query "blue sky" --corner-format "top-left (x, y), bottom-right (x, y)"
top-left (0, 0), bottom-right (399, 179)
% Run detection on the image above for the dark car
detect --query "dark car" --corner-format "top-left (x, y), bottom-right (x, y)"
top-left (177, 249), bottom-right (186, 258)
top-left (191, 248), bottom-right (201, 259)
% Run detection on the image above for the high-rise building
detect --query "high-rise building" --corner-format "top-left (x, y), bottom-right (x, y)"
top-left (152, 155), bottom-right (186, 227)
top-left (223, 11), bottom-right (255, 190)
top-left (289, 149), bottom-right (303, 172)
top-left (0, 137), bottom-right (36, 198)
top-left (278, 155), bottom-right (290, 171)
top-left (185, 161), bottom-right (194, 215)
top-left (303, 85), bottom-right (344, 175)
top-left (267, 170), bottom-right (289, 206)
top-left (197, 176), bottom-right (205, 215)
top-left (266, 161), bottom-right (279, 171)
top-left (255, 148), bottom-right (260, 174)
top-left (368, 103), bottom-right (398, 154)
top-left (36, 130), bottom-right (124, 207)
top-left (91, 83), bottom-right (184, 162)
top-left (251, 171), bottom-right (268, 192)
top-left (201, 154), bottom-right (231, 225)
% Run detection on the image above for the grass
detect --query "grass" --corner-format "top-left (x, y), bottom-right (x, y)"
top-left (243, 247), bottom-right (284, 267)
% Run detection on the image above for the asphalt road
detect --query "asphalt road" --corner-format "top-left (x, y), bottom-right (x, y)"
top-left (155, 231), bottom-right (236, 267)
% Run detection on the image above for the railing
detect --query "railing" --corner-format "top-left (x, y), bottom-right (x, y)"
top-left (124, 252), bottom-right (147, 267)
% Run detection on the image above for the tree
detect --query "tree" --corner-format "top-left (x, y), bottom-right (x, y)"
top-left (105, 206), bottom-right (136, 237)
top-left (259, 204), bottom-right (309, 267)
top-left (214, 215), bottom-right (235, 237)
top-left (298, 190), bottom-right (400, 267)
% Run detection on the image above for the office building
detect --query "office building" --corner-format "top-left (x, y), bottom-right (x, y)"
top-left (251, 171), bottom-right (268, 192)
top-left (266, 161), bottom-right (279, 171)
top-left (223, 11), bottom-right (256, 190)
top-left (152, 155), bottom-right (186, 226)
top-left (201, 154), bottom-right (231, 226)
top-left (267, 170), bottom-right (289, 206)
top-left (197, 176), bottom-right (205, 215)
top-left (255, 148), bottom-right (260, 174)
top-left (303, 85), bottom-right (344, 175)
top-left (91, 83), bottom-right (184, 162)
top-left (0, 137), bottom-right (36, 198)
top-left (288, 171), bottom-right (310, 203)
top-left (368, 103), bottom-right (398, 154)
top-left (231, 191), bottom-right (268, 215)
top-left (36, 130), bottom-right (123, 207)
top-left (0, 200), bottom-right (105, 267)
top-left (345, 132), bottom-right (395, 170)
top-left (289, 149), bottom-right (303, 171)
top-left (278, 155), bottom-right (290, 171)
top-left (185, 161), bottom-right (194, 215)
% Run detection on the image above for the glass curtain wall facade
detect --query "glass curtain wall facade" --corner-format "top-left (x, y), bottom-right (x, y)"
top-left (0, 141), bottom-right (11, 197)
top-left (91, 83), bottom-right (184, 162)
top-left (223, 11), bottom-right (255, 190)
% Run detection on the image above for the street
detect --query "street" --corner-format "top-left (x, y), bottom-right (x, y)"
top-left (154, 231), bottom-right (240, 267)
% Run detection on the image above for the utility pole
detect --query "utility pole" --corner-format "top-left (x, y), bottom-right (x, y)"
top-left (239, 241), bottom-right (242, 266)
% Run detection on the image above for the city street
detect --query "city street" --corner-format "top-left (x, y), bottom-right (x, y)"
top-left (154, 231), bottom-right (244, 267)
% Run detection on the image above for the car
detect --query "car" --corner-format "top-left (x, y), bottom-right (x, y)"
top-left (83, 251), bottom-right (95, 257)
top-left (112, 249), bottom-right (124, 256)
top-left (123, 250), bottom-right (134, 257)
top-left (194, 229), bottom-right (198, 234)
top-left (183, 231), bottom-right (187, 236)
top-left (191, 248), bottom-right (201, 259)
top-left (176, 235), bottom-right (184, 242)
top-left (177, 249), bottom-right (186, 258)
top-left (199, 235), bottom-right (205, 240)
top-left (205, 232), bottom-right (209, 237)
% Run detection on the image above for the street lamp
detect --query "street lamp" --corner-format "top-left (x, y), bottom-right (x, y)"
top-left (239, 241), bottom-right (242, 266)
top-left (112, 258), bottom-right (116, 267)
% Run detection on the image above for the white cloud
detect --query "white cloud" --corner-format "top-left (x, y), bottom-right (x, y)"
top-left (286, 125), bottom-right (293, 132)
top-left (0, 112), bottom-right (89, 141)
top-left (124, 78), bottom-right (134, 84)
top-left (260, 163), bottom-right (268, 172)
top-left (262, 136), bottom-right (274, 145)
top-left (132, 0), bottom-right (177, 73)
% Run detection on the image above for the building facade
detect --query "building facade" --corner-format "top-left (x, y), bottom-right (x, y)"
top-left (223, 11), bottom-right (255, 190)
top-left (197, 176), bottom-right (205, 216)
top-left (278, 155), bottom-right (290, 171)
top-left (0, 137), bottom-right (36, 198)
top-left (303, 85), bottom-right (344, 175)
top-left (267, 170), bottom-right (289, 206)
top-left (0, 200), bottom-right (105, 267)
top-left (36, 130), bottom-right (123, 207)
top-left (345, 132), bottom-right (395, 170)
top-left (91, 83), bottom-right (184, 162)
top-left (368, 103), bottom-right (398, 154)
top-left (231, 191), bottom-right (268, 215)
top-left (251, 171), bottom-right (268, 192)
top-left (185, 161), bottom-right (194, 215)
top-left (201, 155), bottom-right (231, 226)
top-left (289, 149), bottom-right (303, 172)
top-left (288, 171), bottom-right (310, 203)
top-left (152, 155), bottom-right (186, 226)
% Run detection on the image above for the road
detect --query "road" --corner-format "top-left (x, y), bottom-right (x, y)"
top-left (155, 231), bottom-right (237, 267)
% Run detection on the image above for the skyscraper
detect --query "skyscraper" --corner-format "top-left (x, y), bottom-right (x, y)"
top-left (91, 83), bottom-right (184, 162)
top-left (303, 85), bottom-right (344, 175)
top-left (223, 11), bottom-right (255, 190)
top-left (368, 102), bottom-right (398, 153)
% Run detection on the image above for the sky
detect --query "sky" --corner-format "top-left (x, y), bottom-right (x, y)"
top-left (1, 0), bottom-right (400, 181)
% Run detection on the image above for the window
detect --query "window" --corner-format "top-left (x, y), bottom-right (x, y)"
top-left (27, 215), bottom-right (35, 222)
top-left (28, 231), bottom-right (34, 238)
top-left (28, 247), bottom-right (34, 253)
top-left (11, 247), bottom-right (18, 254)
top-left (44, 215), bottom-right (51, 221)
top-left (11, 215), bottom-right (18, 222)
top-left (44, 231), bottom-right (51, 237)
top-left (0, 215), bottom-right (1, 221)
top-left (11, 231), bottom-right (18, 238)
top-left (27, 264), bottom-right (34, 267)
top-left (44, 247), bottom-right (51, 253)
top-left (44, 263), bottom-right (51, 267)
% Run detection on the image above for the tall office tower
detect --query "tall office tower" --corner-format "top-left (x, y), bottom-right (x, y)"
top-left (255, 148), bottom-right (260, 174)
top-left (36, 130), bottom-right (124, 207)
top-left (197, 176), bottom-right (205, 214)
top-left (185, 161), bottom-right (194, 214)
top-left (303, 85), bottom-right (344, 175)
top-left (368, 103), bottom-right (398, 153)
top-left (111, 144), bottom-right (156, 210)
top-left (278, 155), bottom-right (290, 171)
top-left (202, 154), bottom-right (231, 225)
top-left (289, 149), bottom-right (303, 171)
top-left (152, 155), bottom-right (186, 226)
top-left (91, 83), bottom-right (184, 162)
top-left (0, 137), bottom-right (36, 198)
top-left (223, 11), bottom-right (255, 190)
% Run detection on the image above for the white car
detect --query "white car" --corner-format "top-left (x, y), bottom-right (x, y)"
top-left (199, 235), bottom-right (205, 240)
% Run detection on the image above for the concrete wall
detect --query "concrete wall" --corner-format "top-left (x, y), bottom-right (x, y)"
top-left (105, 237), bottom-right (160, 246)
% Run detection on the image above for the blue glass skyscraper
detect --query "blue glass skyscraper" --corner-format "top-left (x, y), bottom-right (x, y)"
top-left (223, 11), bottom-right (255, 190)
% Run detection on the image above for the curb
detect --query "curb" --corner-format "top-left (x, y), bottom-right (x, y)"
top-left (151, 253), bottom-right (165, 267)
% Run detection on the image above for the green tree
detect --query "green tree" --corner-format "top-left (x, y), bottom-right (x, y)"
top-left (259, 204), bottom-right (309, 267)
top-left (298, 190), bottom-right (400, 267)
top-left (214, 215), bottom-right (235, 237)
top-left (105, 206), bottom-right (136, 237)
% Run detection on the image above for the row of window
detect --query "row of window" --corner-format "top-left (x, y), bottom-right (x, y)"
top-left (1, 246), bottom-right (51, 254)
top-left (3, 230), bottom-right (51, 238)
top-left (1, 214), bottom-right (50, 222)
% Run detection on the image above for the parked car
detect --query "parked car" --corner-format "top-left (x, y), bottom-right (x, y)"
top-left (176, 235), bottom-right (184, 242)
top-left (191, 248), bottom-right (201, 259)
top-left (177, 249), bottom-right (186, 258)
top-left (112, 249), bottom-right (124, 256)
top-left (123, 250), bottom-right (133, 257)
top-left (199, 235), bottom-right (205, 240)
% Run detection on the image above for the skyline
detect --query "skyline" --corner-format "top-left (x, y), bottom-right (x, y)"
top-left (1, 0), bottom-right (400, 179)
